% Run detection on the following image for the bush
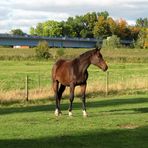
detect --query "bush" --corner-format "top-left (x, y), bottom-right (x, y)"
top-left (102, 35), bottom-right (121, 49)
top-left (135, 28), bottom-right (147, 49)
top-left (56, 48), bottom-right (65, 58)
top-left (35, 41), bottom-right (52, 59)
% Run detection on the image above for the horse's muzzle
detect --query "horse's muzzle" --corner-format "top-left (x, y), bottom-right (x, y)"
top-left (103, 65), bottom-right (108, 71)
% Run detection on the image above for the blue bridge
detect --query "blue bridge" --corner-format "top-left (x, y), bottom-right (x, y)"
top-left (0, 34), bottom-right (133, 48)
top-left (0, 34), bottom-right (97, 48)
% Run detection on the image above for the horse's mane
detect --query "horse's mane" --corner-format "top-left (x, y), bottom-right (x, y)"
top-left (78, 48), bottom-right (96, 59)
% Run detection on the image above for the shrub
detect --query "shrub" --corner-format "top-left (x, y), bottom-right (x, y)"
top-left (56, 48), bottom-right (65, 58)
top-left (35, 41), bottom-right (52, 59)
top-left (135, 28), bottom-right (148, 49)
top-left (102, 35), bottom-right (121, 49)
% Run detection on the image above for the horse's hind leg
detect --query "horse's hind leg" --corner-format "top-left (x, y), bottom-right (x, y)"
top-left (58, 84), bottom-right (66, 111)
top-left (52, 80), bottom-right (60, 116)
top-left (80, 83), bottom-right (87, 117)
top-left (58, 84), bottom-right (66, 97)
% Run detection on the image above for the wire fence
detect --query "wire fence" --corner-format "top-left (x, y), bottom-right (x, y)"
top-left (0, 71), bottom-right (148, 103)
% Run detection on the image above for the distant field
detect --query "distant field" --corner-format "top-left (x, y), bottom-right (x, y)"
top-left (0, 48), bottom-right (35, 59)
top-left (0, 60), bottom-right (148, 102)
top-left (0, 95), bottom-right (148, 148)
top-left (0, 47), bottom-right (148, 62)
top-left (0, 47), bottom-right (148, 102)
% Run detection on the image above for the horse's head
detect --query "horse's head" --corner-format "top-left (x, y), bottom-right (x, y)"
top-left (90, 48), bottom-right (108, 71)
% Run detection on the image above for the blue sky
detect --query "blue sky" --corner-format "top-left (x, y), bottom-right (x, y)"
top-left (0, 0), bottom-right (148, 33)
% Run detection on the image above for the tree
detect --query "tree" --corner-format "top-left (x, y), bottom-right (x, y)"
top-left (35, 23), bottom-right (43, 36)
top-left (68, 16), bottom-right (84, 37)
top-left (129, 26), bottom-right (140, 40)
top-left (10, 29), bottom-right (24, 36)
top-left (32, 21), bottom-right (62, 37)
top-left (97, 11), bottom-right (109, 19)
top-left (42, 20), bottom-right (62, 37)
top-left (136, 18), bottom-right (148, 27)
top-left (93, 16), bottom-right (111, 38)
top-left (107, 17), bottom-right (117, 35)
top-left (136, 28), bottom-right (147, 48)
top-left (116, 19), bottom-right (131, 39)
top-left (60, 21), bottom-right (73, 37)
top-left (82, 12), bottom-right (98, 38)
top-left (29, 27), bottom-right (36, 35)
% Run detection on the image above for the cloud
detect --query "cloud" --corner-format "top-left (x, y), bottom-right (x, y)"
top-left (0, 0), bottom-right (148, 33)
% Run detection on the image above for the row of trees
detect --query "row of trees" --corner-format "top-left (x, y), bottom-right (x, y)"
top-left (10, 11), bottom-right (148, 48)
top-left (28, 11), bottom-right (148, 41)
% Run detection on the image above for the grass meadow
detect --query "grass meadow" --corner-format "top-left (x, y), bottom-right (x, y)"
top-left (0, 59), bottom-right (148, 102)
top-left (0, 47), bottom-right (148, 148)
top-left (0, 95), bottom-right (148, 148)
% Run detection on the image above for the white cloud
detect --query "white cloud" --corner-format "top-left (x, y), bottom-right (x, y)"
top-left (0, 0), bottom-right (147, 33)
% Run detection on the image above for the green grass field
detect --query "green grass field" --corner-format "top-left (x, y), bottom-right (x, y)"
top-left (0, 47), bottom-right (148, 101)
top-left (0, 60), bottom-right (148, 91)
top-left (0, 47), bottom-right (148, 147)
top-left (0, 95), bottom-right (148, 148)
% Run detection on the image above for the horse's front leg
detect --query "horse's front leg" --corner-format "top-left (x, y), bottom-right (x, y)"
top-left (80, 83), bottom-right (88, 117)
top-left (68, 83), bottom-right (75, 116)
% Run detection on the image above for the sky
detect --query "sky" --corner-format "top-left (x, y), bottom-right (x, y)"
top-left (0, 0), bottom-right (148, 33)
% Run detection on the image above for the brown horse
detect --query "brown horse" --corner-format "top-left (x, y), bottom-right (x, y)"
top-left (52, 47), bottom-right (108, 116)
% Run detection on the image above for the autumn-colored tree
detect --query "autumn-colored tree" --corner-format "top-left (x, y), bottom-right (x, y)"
top-left (116, 19), bottom-right (131, 39)
top-left (107, 17), bottom-right (117, 35)
top-left (93, 16), bottom-right (111, 38)
top-left (136, 28), bottom-right (148, 48)
top-left (129, 26), bottom-right (140, 40)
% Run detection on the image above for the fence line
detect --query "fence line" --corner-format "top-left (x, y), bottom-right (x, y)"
top-left (25, 75), bottom-right (29, 101)
top-left (0, 72), bottom-right (148, 102)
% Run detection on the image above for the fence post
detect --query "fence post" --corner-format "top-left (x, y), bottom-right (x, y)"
top-left (106, 71), bottom-right (109, 96)
top-left (25, 75), bottom-right (29, 101)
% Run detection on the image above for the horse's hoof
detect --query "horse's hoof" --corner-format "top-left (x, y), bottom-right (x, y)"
top-left (83, 110), bottom-right (88, 117)
top-left (69, 111), bottom-right (73, 116)
top-left (55, 109), bottom-right (61, 116)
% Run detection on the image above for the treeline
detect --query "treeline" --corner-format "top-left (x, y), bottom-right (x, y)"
top-left (29, 11), bottom-right (147, 41)
top-left (10, 11), bottom-right (148, 48)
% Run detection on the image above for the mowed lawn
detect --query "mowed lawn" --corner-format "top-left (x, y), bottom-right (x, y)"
top-left (0, 95), bottom-right (148, 148)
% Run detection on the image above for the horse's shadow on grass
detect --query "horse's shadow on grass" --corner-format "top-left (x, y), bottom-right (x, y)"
top-left (0, 125), bottom-right (147, 148)
top-left (0, 94), bottom-right (148, 115)
top-left (105, 107), bottom-right (148, 115)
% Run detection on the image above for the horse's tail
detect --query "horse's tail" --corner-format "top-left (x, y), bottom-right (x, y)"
top-left (51, 64), bottom-right (56, 83)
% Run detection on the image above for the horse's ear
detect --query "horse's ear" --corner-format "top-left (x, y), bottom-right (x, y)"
top-left (95, 47), bottom-right (101, 51)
